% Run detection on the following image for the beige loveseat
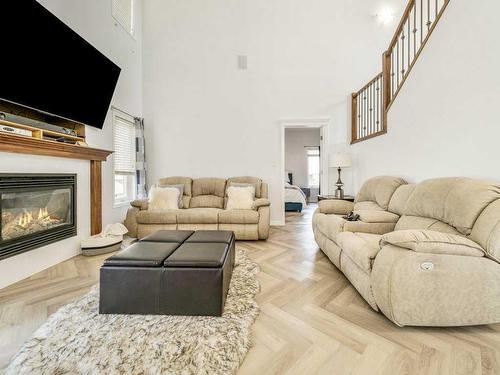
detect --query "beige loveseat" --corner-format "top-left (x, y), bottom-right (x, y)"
top-left (313, 176), bottom-right (500, 327)
top-left (124, 176), bottom-right (270, 240)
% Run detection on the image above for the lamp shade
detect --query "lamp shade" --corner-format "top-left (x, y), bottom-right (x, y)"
top-left (330, 152), bottom-right (352, 168)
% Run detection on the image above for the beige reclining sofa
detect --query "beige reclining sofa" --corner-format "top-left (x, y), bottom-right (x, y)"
top-left (313, 176), bottom-right (500, 327)
top-left (124, 176), bottom-right (270, 240)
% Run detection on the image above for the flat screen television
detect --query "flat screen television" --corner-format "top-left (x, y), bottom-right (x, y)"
top-left (0, 1), bottom-right (121, 129)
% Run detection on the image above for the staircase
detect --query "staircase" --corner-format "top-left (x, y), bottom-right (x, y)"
top-left (351, 0), bottom-right (450, 144)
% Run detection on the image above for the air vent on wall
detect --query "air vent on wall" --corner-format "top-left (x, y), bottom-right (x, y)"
top-left (112, 0), bottom-right (134, 37)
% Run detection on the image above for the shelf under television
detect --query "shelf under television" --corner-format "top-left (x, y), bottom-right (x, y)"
top-left (0, 118), bottom-right (86, 143)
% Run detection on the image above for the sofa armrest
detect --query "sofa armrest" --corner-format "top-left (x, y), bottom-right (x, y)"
top-left (123, 207), bottom-right (140, 238)
top-left (252, 198), bottom-right (270, 210)
top-left (257, 205), bottom-right (270, 240)
top-left (380, 229), bottom-right (485, 257)
top-left (130, 199), bottom-right (149, 210)
top-left (354, 210), bottom-right (399, 223)
top-left (318, 200), bottom-right (354, 215)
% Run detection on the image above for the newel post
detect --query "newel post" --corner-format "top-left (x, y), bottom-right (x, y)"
top-left (351, 92), bottom-right (358, 144)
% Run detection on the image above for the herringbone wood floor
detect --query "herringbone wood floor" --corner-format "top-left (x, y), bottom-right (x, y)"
top-left (1, 204), bottom-right (500, 374)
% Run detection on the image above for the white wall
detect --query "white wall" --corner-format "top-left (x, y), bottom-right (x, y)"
top-left (285, 128), bottom-right (321, 188)
top-left (348, 0), bottom-right (500, 189)
top-left (0, 0), bottom-right (143, 288)
top-left (142, 0), bottom-right (405, 224)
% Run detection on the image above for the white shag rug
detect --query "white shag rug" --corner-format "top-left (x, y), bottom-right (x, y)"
top-left (7, 249), bottom-right (260, 375)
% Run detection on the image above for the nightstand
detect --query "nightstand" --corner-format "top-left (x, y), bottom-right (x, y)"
top-left (317, 194), bottom-right (355, 202)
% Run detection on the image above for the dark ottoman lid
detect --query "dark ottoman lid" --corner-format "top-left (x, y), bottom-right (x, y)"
top-left (104, 242), bottom-right (181, 267)
top-left (184, 230), bottom-right (234, 244)
top-left (164, 242), bottom-right (229, 268)
top-left (140, 230), bottom-right (194, 243)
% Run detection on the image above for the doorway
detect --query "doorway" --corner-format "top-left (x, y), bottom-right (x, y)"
top-left (279, 119), bottom-right (330, 225)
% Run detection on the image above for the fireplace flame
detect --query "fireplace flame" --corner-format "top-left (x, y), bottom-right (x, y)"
top-left (17, 208), bottom-right (49, 228)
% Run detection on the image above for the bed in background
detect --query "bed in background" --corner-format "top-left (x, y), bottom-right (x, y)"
top-left (285, 182), bottom-right (307, 212)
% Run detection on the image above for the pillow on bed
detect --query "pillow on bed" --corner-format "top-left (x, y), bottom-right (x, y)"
top-left (226, 186), bottom-right (255, 210)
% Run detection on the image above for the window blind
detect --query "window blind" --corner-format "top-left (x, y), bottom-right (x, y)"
top-left (112, 0), bottom-right (134, 36)
top-left (113, 114), bottom-right (136, 174)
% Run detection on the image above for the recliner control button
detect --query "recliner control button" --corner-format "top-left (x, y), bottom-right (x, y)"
top-left (420, 262), bottom-right (434, 271)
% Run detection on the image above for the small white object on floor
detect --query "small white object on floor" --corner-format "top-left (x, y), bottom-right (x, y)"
top-left (81, 223), bottom-right (129, 256)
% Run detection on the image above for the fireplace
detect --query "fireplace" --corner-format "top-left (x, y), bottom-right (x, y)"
top-left (0, 174), bottom-right (76, 260)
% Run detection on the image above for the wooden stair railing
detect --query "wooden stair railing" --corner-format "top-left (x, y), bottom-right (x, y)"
top-left (351, 0), bottom-right (450, 144)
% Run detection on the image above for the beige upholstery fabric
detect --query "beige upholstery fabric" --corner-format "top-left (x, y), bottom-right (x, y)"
top-left (136, 210), bottom-right (177, 224)
top-left (353, 201), bottom-right (384, 211)
top-left (178, 224), bottom-right (218, 231)
top-left (354, 210), bottom-right (399, 223)
top-left (470, 198), bottom-right (500, 262)
top-left (189, 195), bottom-right (225, 209)
top-left (356, 176), bottom-right (407, 210)
top-left (226, 186), bottom-right (255, 210)
top-left (372, 244), bottom-right (500, 326)
top-left (226, 176), bottom-right (262, 198)
top-left (261, 183), bottom-right (269, 199)
top-left (177, 208), bottom-right (221, 224)
top-left (158, 176), bottom-right (192, 196)
top-left (381, 229), bottom-right (485, 257)
top-left (313, 227), bottom-right (342, 268)
top-left (319, 200), bottom-right (354, 215)
top-left (388, 184), bottom-right (416, 215)
top-left (192, 178), bottom-right (226, 197)
top-left (219, 209), bottom-right (259, 224)
top-left (148, 186), bottom-right (180, 210)
top-left (337, 232), bottom-right (382, 272)
top-left (130, 199), bottom-right (148, 210)
top-left (404, 177), bottom-right (500, 235)
top-left (257, 206), bottom-right (270, 239)
top-left (395, 215), bottom-right (461, 235)
top-left (159, 177), bottom-right (192, 208)
top-left (219, 224), bottom-right (259, 240)
top-left (343, 221), bottom-right (396, 235)
top-left (123, 207), bottom-right (140, 237)
top-left (314, 213), bottom-right (346, 240)
top-left (340, 253), bottom-right (378, 310)
top-left (252, 198), bottom-right (270, 210)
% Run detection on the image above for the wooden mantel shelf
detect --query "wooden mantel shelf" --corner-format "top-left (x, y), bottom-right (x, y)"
top-left (0, 132), bottom-right (112, 161)
top-left (0, 132), bottom-right (113, 235)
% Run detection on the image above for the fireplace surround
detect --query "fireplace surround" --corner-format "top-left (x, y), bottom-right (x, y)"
top-left (0, 174), bottom-right (76, 260)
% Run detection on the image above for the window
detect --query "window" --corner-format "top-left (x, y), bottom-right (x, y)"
top-left (112, 0), bottom-right (135, 37)
top-left (113, 109), bottom-right (136, 206)
top-left (307, 147), bottom-right (320, 188)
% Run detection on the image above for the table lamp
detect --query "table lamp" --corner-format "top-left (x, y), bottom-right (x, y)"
top-left (330, 152), bottom-right (352, 199)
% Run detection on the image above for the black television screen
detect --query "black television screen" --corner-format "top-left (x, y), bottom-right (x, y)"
top-left (0, 1), bottom-right (121, 129)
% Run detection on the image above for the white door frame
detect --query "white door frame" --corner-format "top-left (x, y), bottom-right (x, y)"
top-left (278, 118), bottom-right (330, 225)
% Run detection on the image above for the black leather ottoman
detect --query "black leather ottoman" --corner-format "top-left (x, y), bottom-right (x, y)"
top-left (99, 230), bottom-right (235, 316)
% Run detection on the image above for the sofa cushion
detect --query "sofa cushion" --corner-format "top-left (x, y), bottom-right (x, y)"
top-left (148, 186), bottom-right (180, 210)
top-left (356, 176), bottom-right (407, 210)
top-left (219, 209), bottom-right (259, 224)
top-left (177, 208), bottom-right (221, 224)
top-left (189, 195), bottom-right (225, 209)
top-left (226, 176), bottom-right (263, 198)
top-left (226, 186), bottom-right (255, 210)
top-left (353, 201), bottom-right (384, 211)
top-left (470, 198), bottom-right (500, 262)
top-left (354, 210), bottom-right (400, 223)
top-left (337, 232), bottom-right (382, 272)
top-left (395, 215), bottom-right (461, 235)
top-left (381, 229), bottom-right (485, 257)
top-left (388, 184), bottom-right (416, 216)
top-left (192, 178), bottom-right (226, 197)
top-left (319, 199), bottom-right (354, 215)
top-left (136, 210), bottom-right (178, 224)
top-left (314, 213), bottom-right (345, 240)
top-left (404, 177), bottom-right (500, 235)
top-left (158, 176), bottom-right (192, 196)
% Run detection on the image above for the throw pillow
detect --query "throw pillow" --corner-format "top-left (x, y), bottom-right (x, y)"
top-left (226, 186), bottom-right (255, 210)
top-left (148, 186), bottom-right (180, 210)
top-left (158, 183), bottom-right (184, 208)
top-left (228, 182), bottom-right (256, 198)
